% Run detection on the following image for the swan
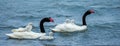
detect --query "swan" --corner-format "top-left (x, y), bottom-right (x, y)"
top-left (6, 17), bottom-right (54, 39)
top-left (51, 9), bottom-right (94, 32)
top-left (12, 22), bottom-right (33, 32)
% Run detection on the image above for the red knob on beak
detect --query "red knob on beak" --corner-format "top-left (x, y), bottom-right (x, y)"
top-left (50, 18), bottom-right (54, 22)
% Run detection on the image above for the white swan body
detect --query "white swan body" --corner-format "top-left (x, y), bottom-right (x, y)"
top-left (51, 19), bottom-right (87, 32)
top-left (12, 22), bottom-right (32, 32)
top-left (6, 32), bottom-right (46, 39)
top-left (6, 31), bottom-right (54, 39)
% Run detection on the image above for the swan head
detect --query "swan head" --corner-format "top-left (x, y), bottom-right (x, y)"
top-left (86, 9), bottom-right (95, 15)
top-left (89, 9), bottom-right (94, 13)
top-left (43, 17), bottom-right (54, 22)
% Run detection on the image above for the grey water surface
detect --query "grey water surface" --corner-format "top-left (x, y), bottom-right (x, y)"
top-left (0, 0), bottom-right (120, 46)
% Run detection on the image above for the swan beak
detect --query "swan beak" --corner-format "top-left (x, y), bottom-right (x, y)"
top-left (90, 10), bottom-right (95, 13)
top-left (92, 11), bottom-right (95, 13)
top-left (50, 18), bottom-right (54, 22)
top-left (51, 20), bottom-right (54, 22)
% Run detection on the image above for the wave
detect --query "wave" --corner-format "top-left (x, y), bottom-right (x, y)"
top-left (53, 2), bottom-right (85, 9)
top-left (55, 14), bottom-right (72, 18)
top-left (89, 22), bottom-right (120, 29)
top-left (90, 5), bottom-right (120, 9)
top-left (13, 15), bottom-right (41, 18)
top-left (0, 25), bottom-right (16, 29)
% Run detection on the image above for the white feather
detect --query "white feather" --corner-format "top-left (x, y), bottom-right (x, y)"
top-left (12, 22), bottom-right (32, 32)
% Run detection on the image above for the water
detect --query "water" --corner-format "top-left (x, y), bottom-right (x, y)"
top-left (0, 0), bottom-right (120, 46)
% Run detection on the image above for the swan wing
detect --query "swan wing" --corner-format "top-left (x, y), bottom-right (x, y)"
top-left (12, 28), bottom-right (27, 32)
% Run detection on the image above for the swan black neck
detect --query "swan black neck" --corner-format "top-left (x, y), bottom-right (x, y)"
top-left (82, 10), bottom-right (94, 25)
top-left (39, 17), bottom-right (53, 33)
top-left (40, 20), bottom-right (45, 33)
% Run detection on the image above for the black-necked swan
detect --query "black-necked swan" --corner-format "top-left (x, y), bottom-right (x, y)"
top-left (6, 17), bottom-right (54, 39)
top-left (51, 10), bottom-right (94, 32)
top-left (12, 22), bottom-right (33, 32)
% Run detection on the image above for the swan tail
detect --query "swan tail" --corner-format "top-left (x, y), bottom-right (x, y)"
top-left (6, 33), bottom-right (15, 38)
top-left (11, 28), bottom-right (26, 32)
top-left (51, 28), bottom-right (61, 32)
